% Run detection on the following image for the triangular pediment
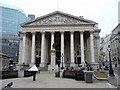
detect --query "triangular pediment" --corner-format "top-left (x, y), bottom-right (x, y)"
top-left (21, 11), bottom-right (96, 27)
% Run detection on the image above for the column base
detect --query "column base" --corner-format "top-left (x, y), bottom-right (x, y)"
top-left (16, 64), bottom-right (25, 77)
top-left (18, 69), bottom-right (24, 77)
top-left (16, 64), bottom-right (29, 70)
top-left (91, 62), bottom-right (99, 70)
top-left (40, 63), bottom-right (45, 67)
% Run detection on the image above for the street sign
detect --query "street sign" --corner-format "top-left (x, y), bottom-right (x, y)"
top-left (28, 65), bottom-right (38, 71)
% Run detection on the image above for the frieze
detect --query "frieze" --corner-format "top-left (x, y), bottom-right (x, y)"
top-left (29, 14), bottom-right (87, 25)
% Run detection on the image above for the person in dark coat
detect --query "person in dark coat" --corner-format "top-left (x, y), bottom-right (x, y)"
top-left (32, 71), bottom-right (37, 81)
top-left (77, 67), bottom-right (83, 75)
top-left (75, 67), bottom-right (84, 80)
top-left (71, 67), bottom-right (74, 71)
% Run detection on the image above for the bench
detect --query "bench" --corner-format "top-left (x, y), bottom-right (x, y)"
top-left (63, 70), bottom-right (84, 80)
top-left (74, 72), bottom-right (84, 81)
top-left (1, 70), bottom-right (18, 79)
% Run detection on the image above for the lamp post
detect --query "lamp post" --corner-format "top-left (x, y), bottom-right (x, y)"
top-left (107, 45), bottom-right (114, 76)
top-left (61, 53), bottom-right (64, 69)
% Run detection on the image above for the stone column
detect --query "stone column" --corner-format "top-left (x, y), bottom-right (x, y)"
top-left (50, 31), bottom-right (55, 65)
top-left (80, 31), bottom-right (85, 64)
top-left (18, 33), bottom-right (23, 65)
top-left (70, 31), bottom-right (75, 67)
top-left (61, 31), bottom-right (64, 65)
top-left (51, 32), bottom-right (55, 50)
top-left (31, 32), bottom-right (36, 65)
top-left (96, 36), bottom-right (100, 62)
top-left (21, 32), bottom-right (26, 64)
top-left (41, 32), bottom-right (45, 67)
top-left (18, 32), bottom-right (26, 77)
top-left (25, 34), bottom-right (29, 64)
top-left (48, 32), bottom-right (58, 72)
top-left (90, 31), bottom-right (95, 63)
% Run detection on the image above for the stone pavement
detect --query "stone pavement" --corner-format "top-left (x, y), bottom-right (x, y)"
top-left (1, 71), bottom-right (117, 88)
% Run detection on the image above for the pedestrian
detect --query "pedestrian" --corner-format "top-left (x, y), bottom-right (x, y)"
top-left (71, 67), bottom-right (74, 71)
top-left (28, 65), bottom-right (38, 81)
top-left (77, 67), bottom-right (83, 75)
top-left (32, 71), bottom-right (37, 81)
top-left (97, 67), bottom-right (99, 71)
top-left (38, 69), bottom-right (40, 73)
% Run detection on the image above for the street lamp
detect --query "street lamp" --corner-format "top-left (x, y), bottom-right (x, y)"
top-left (61, 53), bottom-right (64, 69)
top-left (107, 45), bottom-right (114, 76)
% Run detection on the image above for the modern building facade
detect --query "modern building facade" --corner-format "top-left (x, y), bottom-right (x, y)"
top-left (26, 14), bottom-right (35, 22)
top-left (19, 11), bottom-right (100, 71)
top-left (0, 4), bottom-right (26, 62)
top-left (0, 33), bottom-right (19, 62)
top-left (28, 14), bottom-right (35, 20)
top-left (0, 4), bottom-right (26, 33)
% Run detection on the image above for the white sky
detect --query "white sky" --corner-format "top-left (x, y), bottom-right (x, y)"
top-left (0, 0), bottom-right (119, 37)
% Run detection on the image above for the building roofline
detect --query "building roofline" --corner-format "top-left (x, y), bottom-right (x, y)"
top-left (112, 23), bottom-right (120, 32)
top-left (0, 3), bottom-right (26, 15)
top-left (21, 11), bottom-right (97, 26)
top-left (0, 52), bottom-right (10, 58)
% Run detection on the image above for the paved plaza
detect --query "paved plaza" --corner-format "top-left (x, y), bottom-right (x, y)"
top-left (1, 71), bottom-right (117, 88)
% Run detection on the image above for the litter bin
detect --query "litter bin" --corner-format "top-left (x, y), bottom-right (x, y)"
top-left (84, 71), bottom-right (94, 83)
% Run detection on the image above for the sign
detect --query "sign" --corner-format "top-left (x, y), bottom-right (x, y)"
top-left (28, 65), bottom-right (38, 71)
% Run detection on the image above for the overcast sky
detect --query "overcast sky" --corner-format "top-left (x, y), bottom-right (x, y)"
top-left (1, 0), bottom-right (119, 37)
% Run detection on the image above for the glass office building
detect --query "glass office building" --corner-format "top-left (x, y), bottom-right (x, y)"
top-left (0, 4), bottom-right (26, 33)
top-left (0, 4), bottom-right (26, 62)
top-left (28, 14), bottom-right (35, 21)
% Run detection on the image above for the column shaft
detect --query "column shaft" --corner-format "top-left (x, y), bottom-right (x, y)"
top-left (18, 34), bottom-right (23, 64)
top-left (80, 32), bottom-right (85, 64)
top-left (97, 36), bottom-right (100, 62)
top-left (21, 33), bottom-right (26, 64)
top-left (90, 32), bottom-right (95, 63)
top-left (41, 32), bottom-right (45, 67)
top-left (70, 32), bottom-right (75, 66)
top-left (31, 32), bottom-right (36, 64)
top-left (61, 32), bottom-right (64, 63)
top-left (50, 32), bottom-right (55, 65)
top-left (51, 32), bottom-right (55, 50)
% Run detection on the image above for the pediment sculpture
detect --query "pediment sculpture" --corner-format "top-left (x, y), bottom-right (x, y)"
top-left (29, 14), bottom-right (88, 26)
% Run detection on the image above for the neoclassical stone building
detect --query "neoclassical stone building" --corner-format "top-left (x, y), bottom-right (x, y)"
top-left (19, 11), bottom-right (100, 71)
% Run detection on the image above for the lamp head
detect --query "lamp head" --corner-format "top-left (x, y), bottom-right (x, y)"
top-left (107, 45), bottom-right (111, 52)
